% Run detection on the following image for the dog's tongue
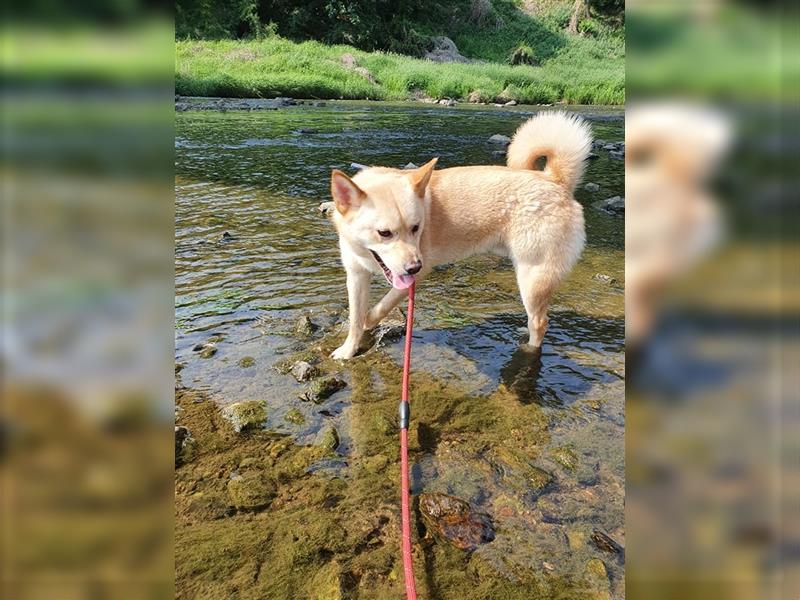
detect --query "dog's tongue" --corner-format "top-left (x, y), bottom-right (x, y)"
top-left (392, 273), bottom-right (416, 289)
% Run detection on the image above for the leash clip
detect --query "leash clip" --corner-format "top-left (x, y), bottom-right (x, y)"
top-left (399, 401), bottom-right (410, 430)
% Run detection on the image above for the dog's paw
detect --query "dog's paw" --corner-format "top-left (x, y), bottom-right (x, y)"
top-left (330, 345), bottom-right (355, 360)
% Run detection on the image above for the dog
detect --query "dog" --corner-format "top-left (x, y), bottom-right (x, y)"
top-left (326, 111), bottom-right (591, 360)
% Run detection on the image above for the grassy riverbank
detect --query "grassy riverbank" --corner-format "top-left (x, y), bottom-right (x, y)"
top-left (175, 36), bottom-right (623, 105)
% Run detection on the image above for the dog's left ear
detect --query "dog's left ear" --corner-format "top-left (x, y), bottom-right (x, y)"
top-left (410, 158), bottom-right (438, 197)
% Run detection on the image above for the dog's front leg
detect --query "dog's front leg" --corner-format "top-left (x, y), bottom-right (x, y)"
top-left (331, 267), bottom-right (371, 360)
top-left (364, 287), bottom-right (408, 330)
top-left (364, 265), bottom-right (430, 329)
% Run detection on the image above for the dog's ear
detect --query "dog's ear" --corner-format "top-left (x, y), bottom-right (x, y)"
top-left (331, 170), bottom-right (365, 215)
top-left (410, 158), bottom-right (438, 197)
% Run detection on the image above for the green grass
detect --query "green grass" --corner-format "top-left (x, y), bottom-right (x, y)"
top-left (175, 35), bottom-right (624, 105)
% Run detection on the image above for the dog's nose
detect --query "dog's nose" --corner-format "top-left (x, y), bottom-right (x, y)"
top-left (405, 261), bottom-right (422, 275)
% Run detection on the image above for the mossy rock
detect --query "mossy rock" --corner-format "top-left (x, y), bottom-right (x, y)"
top-left (199, 345), bottom-right (217, 359)
top-left (293, 314), bottom-right (318, 338)
top-left (551, 445), bottom-right (579, 472)
top-left (221, 400), bottom-right (268, 433)
top-left (227, 472), bottom-right (276, 510)
top-left (302, 377), bottom-right (346, 403)
top-left (584, 558), bottom-right (611, 598)
top-left (318, 426), bottom-right (340, 452)
top-left (237, 356), bottom-right (256, 368)
top-left (284, 407), bottom-right (306, 425)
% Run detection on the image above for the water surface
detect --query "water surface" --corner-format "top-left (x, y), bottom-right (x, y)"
top-left (175, 101), bottom-right (625, 599)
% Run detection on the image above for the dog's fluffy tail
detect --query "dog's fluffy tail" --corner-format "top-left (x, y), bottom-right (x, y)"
top-left (506, 111), bottom-right (593, 193)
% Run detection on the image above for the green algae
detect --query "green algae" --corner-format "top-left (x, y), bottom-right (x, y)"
top-left (227, 471), bottom-right (277, 510)
top-left (176, 323), bottom-right (622, 599)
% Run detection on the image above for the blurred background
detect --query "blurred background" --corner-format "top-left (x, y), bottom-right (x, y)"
top-left (1, 0), bottom-right (796, 599)
top-left (1, 1), bottom-right (175, 598)
top-left (625, 1), bottom-right (797, 599)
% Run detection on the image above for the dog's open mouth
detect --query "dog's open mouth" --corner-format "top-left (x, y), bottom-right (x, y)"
top-left (370, 250), bottom-right (415, 290)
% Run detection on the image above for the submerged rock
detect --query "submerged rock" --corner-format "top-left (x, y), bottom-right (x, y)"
top-left (237, 356), bottom-right (256, 368)
top-left (318, 426), bottom-right (340, 452)
top-left (293, 314), bottom-right (318, 338)
top-left (284, 408), bottom-right (305, 425)
top-left (199, 345), bottom-right (217, 359)
top-left (221, 400), bottom-right (268, 433)
top-left (585, 558), bottom-right (611, 598)
top-left (552, 445), bottom-right (579, 473)
top-left (488, 134), bottom-right (512, 146)
top-left (591, 529), bottom-right (624, 554)
top-left (584, 182), bottom-right (600, 192)
top-left (301, 377), bottom-right (346, 403)
top-left (227, 471), bottom-right (276, 510)
top-left (419, 493), bottom-right (495, 551)
top-left (290, 360), bottom-right (317, 382)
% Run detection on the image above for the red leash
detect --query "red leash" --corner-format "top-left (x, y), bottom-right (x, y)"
top-left (399, 282), bottom-right (418, 600)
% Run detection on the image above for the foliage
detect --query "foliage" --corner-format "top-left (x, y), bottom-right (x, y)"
top-left (508, 44), bottom-right (536, 66)
top-left (176, 37), bottom-right (624, 105)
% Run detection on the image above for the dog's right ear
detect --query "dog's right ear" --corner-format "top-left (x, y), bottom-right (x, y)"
top-left (331, 170), bottom-right (365, 215)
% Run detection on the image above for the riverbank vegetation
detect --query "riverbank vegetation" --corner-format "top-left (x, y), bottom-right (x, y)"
top-left (175, 0), bottom-right (625, 105)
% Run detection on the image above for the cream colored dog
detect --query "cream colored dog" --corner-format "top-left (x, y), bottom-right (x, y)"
top-left (327, 111), bottom-right (591, 360)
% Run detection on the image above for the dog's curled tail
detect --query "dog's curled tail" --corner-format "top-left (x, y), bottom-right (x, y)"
top-left (506, 111), bottom-right (593, 193)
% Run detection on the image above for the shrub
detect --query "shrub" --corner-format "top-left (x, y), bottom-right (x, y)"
top-left (508, 44), bottom-right (536, 66)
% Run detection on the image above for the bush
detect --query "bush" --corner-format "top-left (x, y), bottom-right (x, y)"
top-left (508, 44), bottom-right (536, 66)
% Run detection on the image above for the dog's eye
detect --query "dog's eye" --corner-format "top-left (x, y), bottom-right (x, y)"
top-left (377, 229), bottom-right (392, 238)
top-left (411, 224), bottom-right (420, 233)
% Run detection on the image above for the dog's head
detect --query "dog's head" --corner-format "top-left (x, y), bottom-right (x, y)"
top-left (330, 158), bottom-right (437, 289)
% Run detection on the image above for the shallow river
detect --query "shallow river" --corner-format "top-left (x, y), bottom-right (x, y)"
top-left (175, 101), bottom-right (625, 599)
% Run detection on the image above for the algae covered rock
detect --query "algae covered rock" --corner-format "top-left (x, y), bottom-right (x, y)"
top-left (221, 400), bottom-right (267, 433)
top-left (419, 492), bottom-right (495, 551)
top-left (552, 445), bottom-right (579, 472)
top-left (585, 558), bottom-right (612, 599)
top-left (318, 426), bottom-right (340, 452)
top-left (227, 471), bottom-right (276, 510)
top-left (237, 356), bottom-right (256, 368)
top-left (301, 377), bottom-right (346, 403)
top-left (293, 314), bottom-right (318, 338)
top-left (284, 408), bottom-right (306, 425)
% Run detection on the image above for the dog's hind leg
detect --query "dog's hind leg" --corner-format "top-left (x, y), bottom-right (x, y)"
top-left (514, 262), bottom-right (557, 349)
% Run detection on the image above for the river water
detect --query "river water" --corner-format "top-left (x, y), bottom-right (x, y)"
top-left (175, 100), bottom-right (625, 599)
